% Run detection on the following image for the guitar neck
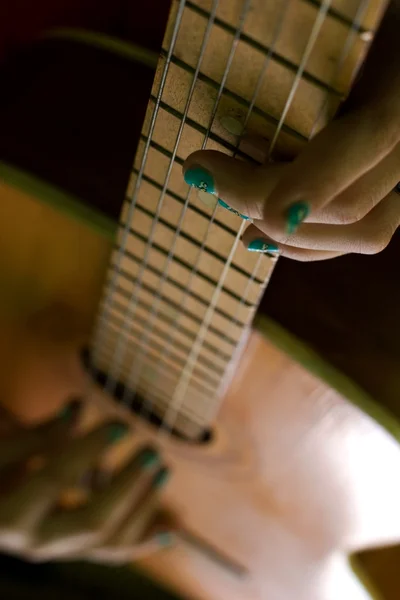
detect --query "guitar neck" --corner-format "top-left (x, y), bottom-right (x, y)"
top-left (91, 0), bottom-right (386, 440)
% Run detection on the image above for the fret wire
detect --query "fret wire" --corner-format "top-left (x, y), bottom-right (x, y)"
top-left (95, 353), bottom-right (206, 423)
top-left (139, 134), bottom-right (184, 165)
top-left (185, 0), bottom-right (343, 96)
top-left (128, 201), bottom-right (258, 283)
top-left (102, 296), bottom-right (232, 361)
top-left (152, 96), bottom-right (259, 163)
top-left (162, 52), bottom-right (309, 143)
top-left (91, 0), bottom-right (187, 383)
top-left (160, 219), bottom-right (246, 434)
top-left (159, 0), bottom-right (294, 434)
top-left (204, 253), bottom-right (268, 424)
top-left (268, 0), bottom-right (333, 155)
top-left (239, 0), bottom-right (293, 140)
top-left (202, 0), bottom-right (373, 428)
top-left (164, 253), bottom-right (268, 436)
top-left (124, 0), bottom-right (254, 415)
top-left (112, 245), bottom-right (253, 312)
top-left (113, 229), bottom-right (263, 291)
top-left (106, 310), bottom-right (228, 374)
top-left (133, 170), bottom-right (241, 238)
top-left (97, 342), bottom-right (217, 398)
top-left (102, 0), bottom-right (220, 396)
top-left (106, 280), bottom-right (240, 346)
top-left (309, 0), bottom-right (372, 139)
top-left (103, 320), bottom-right (225, 382)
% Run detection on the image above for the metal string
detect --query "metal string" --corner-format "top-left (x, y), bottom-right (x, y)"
top-left (268, 0), bottom-right (333, 153)
top-left (160, 0), bottom-right (371, 434)
top-left (92, 0), bottom-right (372, 436)
top-left (145, 0), bottom-right (294, 430)
top-left (123, 0), bottom-right (254, 414)
top-left (100, 0), bottom-right (220, 395)
top-left (309, 0), bottom-right (372, 139)
top-left (91, 0), bottom-right (187, 384)
top-left (158, 0), bottom-right (331, 430)
top-left (201, 0), bottom-right (372, 429)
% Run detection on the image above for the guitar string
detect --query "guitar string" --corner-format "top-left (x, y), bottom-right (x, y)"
top-left (99, 0), bottom-right (334, 427)
top-left (92, 0), bottom-right (371, 436)
top-left (309, 0), bottom-right (373, 139)
top-left (138, 0), bottom-right (293, 430)
top-left (122, 0), bottom-right (254, 415)
top-left (160, 0), bottom-right (335, 436)
top-left (202, 0), bottom-right (373, 430)
top-left (268, 0), bottom-right (333, 152)
top-left (99, 0), bottom-right (220, 395)
top-left (90, 0), bottom-right (187, 384)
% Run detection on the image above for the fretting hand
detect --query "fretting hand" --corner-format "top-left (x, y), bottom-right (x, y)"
top-left (183, 1), bottom-right (400, 262)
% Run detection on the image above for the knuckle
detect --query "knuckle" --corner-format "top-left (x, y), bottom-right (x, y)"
top-left (331, 197), bottom-right (372, 225)
top-left (361, 227), bottom-right (393, 255)
top-left (336, 209), bottom-right (361, 225)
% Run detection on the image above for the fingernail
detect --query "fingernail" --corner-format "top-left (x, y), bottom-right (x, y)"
top-left (138, 446), bottom-right (160, 470)
top-left (286, 202), bottom-right (309, 234)
top-left (156, 531), bottom-right (175, 547)
top-left (153, 467), bottom-right (170, 489)
top-left (108, 422), bottom-right (129, 444)
top-left (217, 199), bottom-right (250, 221)
top-left (247, 239), bottom-right (279, 255)
top-left (60, 399), bottom-right (82, 422)
top-left (184, 166), bottom-right (215, 195)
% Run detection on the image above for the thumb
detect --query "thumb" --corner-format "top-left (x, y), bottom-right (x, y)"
top-left (183, 149), bottom-right (285, 221)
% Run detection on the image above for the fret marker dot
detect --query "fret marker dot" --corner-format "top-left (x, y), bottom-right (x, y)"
top-left (220, 115), bottom-right (244, 136)
top-left (360, 30), bottom-right (373, 42)
top-left (197, 189), bottom-right (217, 209)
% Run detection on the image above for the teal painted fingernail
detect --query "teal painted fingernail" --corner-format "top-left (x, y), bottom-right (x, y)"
top-left (138, 447), bottom-right (160, 470)
top-left (156, 531), bottom-right (175, 547)
top-left (153, 467), bottom-right (170, 489)
top-left (184, 166), bottom-right (215, 195)
top-left (108, 422), bottom-right (129, 444)
top-left (286, 202), bottom-right (309, 234)
top-left (218, 199), bottom-right (250, 220)
top-left (247, 239), bottom-right (279, 254)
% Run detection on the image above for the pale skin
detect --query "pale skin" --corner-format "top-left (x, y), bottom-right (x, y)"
top-left (0, 401), bottom-right (173, 564)
top-left (184, 1), bottom-right (400, 262)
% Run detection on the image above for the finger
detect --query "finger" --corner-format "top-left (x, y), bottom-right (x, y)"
top-left (86, 531), bottom-right (175, 565)
top-left (183, 149), bottom-right (286, 220)
top-left (0, 399), bottom-right (81, 471)
top-left (241, 226), bottom-right (343, 262)
top-left (243, 190), bottom-right (399, 257)
top-left (312, 142), bottom-right (400, 224)
top-left (0, 421), bottom-right (129, 551)
top-left (111, 466), bottom-right (170, 546)
top-left (87, 469), bottom-right (172, 565)
top-left (34, 446), bottom-right (161, 558)
top-left (263, 108), bottom-right (400, 235)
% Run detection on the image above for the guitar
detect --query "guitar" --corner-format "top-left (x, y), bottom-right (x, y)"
top-left (0, 0), bottom-right (399, 598)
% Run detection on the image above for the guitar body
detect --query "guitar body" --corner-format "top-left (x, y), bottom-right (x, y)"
top-left (2, 167), bottom-right (400, 600)
top-left (1, 1), bottom-right (400, 599)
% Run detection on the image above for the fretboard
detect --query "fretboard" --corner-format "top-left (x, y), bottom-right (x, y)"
top-left (91, 0), bottom-right (384, 439)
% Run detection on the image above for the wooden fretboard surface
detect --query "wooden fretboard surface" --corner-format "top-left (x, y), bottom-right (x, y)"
top-left (92, 0), bottom-right (385, 439)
